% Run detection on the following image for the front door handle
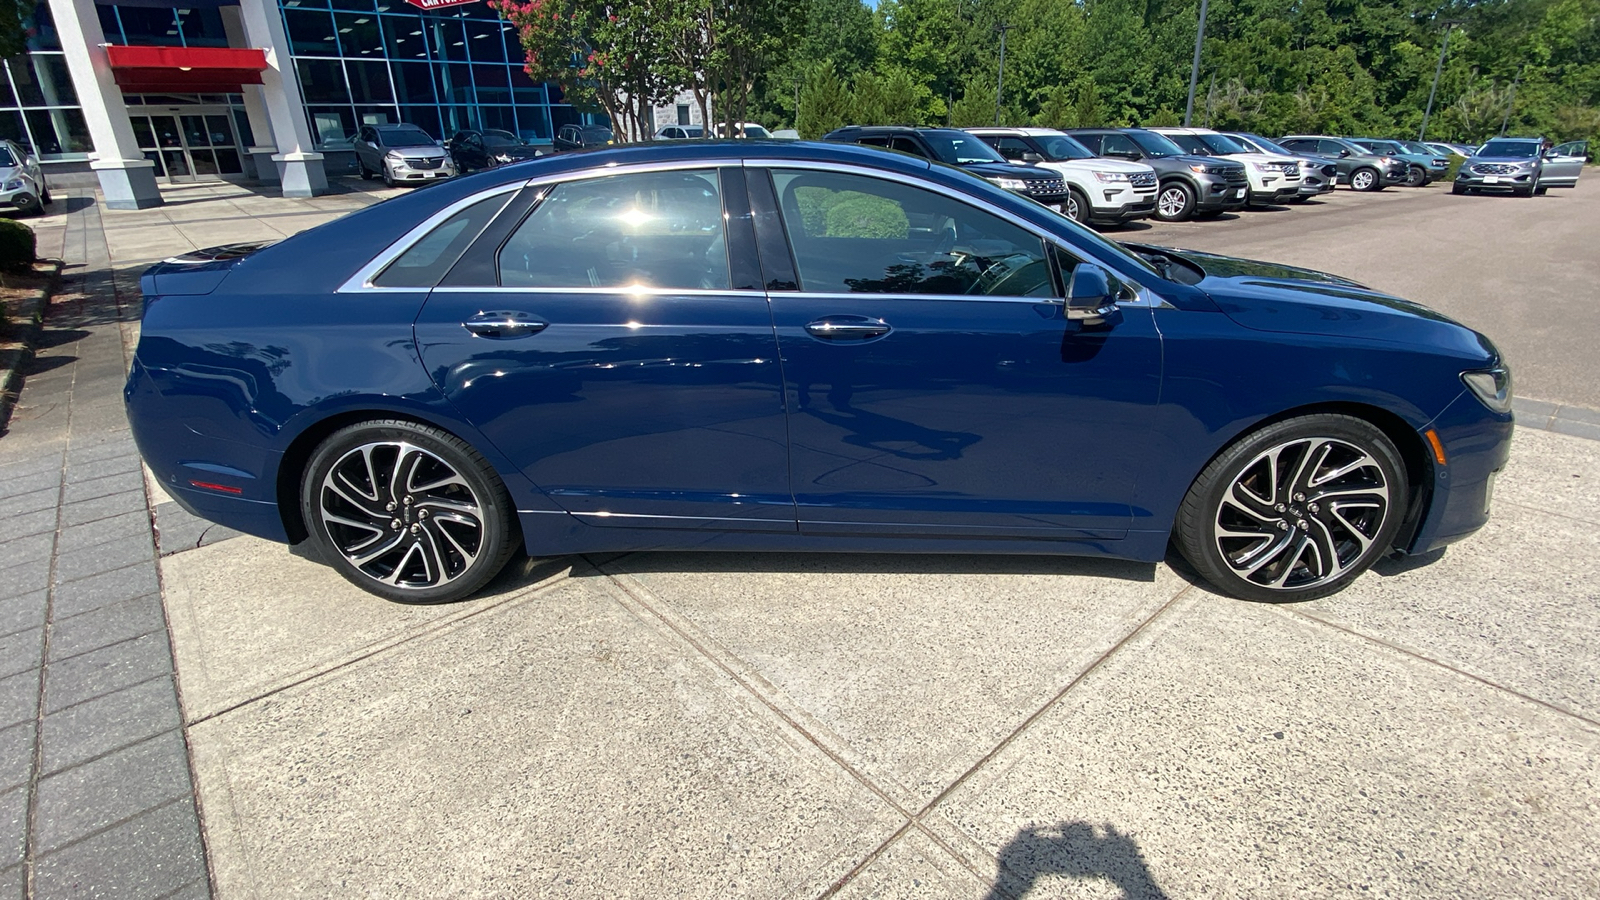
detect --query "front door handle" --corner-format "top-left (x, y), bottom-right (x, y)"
top-left (804, 315), bottom-right (892, 341)
top-left (462, 310), bottom-right (548, 339)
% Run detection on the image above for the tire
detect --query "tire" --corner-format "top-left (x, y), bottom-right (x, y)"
top-left (39, 185), bottom-right (51, 205)
top-left (1063, 186), bottom-right (1090, 224)
top-left (382, 165), bottom-right (396, 188)
top-left (1535, 185), bottom-right (1548, 196)
top-left (11, 193), bottom-right (41, 216)
top-left (1173, 414), bottom-right (1408, 603)
top-left (1517, 185), bottom-right (1535, 198)
top-left (1405, 165), bottom-right (1426, 187)
top-left (300, 419), bottom-right (520, 604)
top-left (1154, 181), bottom-right (1196, 221)
top-left (1451, 182), bottom-right (1466, 195)
top-left (357, 159), bottom-right (374, 181)
top-left (1349, 168), bottom-right (1380, 192)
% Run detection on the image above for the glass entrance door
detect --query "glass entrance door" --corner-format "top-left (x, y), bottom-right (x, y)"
top-left (130, 108), bottom-right (245, 182)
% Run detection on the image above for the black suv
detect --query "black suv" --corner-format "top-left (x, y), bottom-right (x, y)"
top-left (1067, 128), bottom-right (1248, 221)
top-left (822, 126), bottom-right (1069, 209)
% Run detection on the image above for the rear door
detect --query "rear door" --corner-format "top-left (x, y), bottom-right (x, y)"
top-left (413, 166), bottom-right (795, 531)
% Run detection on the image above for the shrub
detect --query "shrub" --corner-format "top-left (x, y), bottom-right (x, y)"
top-left (0, 219), bottom-right (36, 274)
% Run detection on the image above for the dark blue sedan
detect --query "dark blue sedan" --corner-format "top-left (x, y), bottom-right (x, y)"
top-left (125, 141), bottom-right (1512, 604)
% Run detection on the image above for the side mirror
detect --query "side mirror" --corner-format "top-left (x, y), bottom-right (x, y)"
top-left (1065, 263), bottom-right (1119, 324)
top-left (1543, 149), bottom-right (1559, 159)
top-left (1021, 151), bottom-right (1044, 163)
top-left (1338, 149), bottom-right (1351, 157)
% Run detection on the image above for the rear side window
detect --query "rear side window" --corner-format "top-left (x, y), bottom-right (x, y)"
top-left (497, 169), bottom-right (730, 290)
top-left (373, 192), bottom-right (511, 288)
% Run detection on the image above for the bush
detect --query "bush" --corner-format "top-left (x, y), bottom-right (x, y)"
top-left (0, 219), bottom-right (36, 274)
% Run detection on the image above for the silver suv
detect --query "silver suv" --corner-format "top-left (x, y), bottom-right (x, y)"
top-left (353, 124), bottom-right (455, 188)
top-left (1454, 137), bottom-right (1587, 196)
top-left (0, 139), bottom-right (49, 216)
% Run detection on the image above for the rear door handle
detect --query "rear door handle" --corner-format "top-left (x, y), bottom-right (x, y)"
top-left (804, 315), bottom-right (891, 341)
top-left (462, 310), bottom-right (548, 339)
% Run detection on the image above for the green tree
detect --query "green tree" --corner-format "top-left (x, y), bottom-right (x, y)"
top-left (0, 0), bottom-right (26, 60)
top-left (797, 66), bottom-right (853, 138)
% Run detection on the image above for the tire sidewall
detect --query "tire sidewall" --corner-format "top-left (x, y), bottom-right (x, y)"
top-left (1174, 414), bottom-right (1409, 604)
top-left (1066, 187), bottom-right (1089, 223)
top-left (300, 420), bottom-right (518, 604)
top-left (1155, 181), bottom-right (1195, 221)
top-left (1352, 168), bottom-right (1378, 191)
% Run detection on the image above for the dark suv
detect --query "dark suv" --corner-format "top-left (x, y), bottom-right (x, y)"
top-left (822, 126), bottom-right (1069, 209)
top-left (1277, 136), bottom-right (1407, 191)
top-left (1067, 128), bottom-right (1248, 221)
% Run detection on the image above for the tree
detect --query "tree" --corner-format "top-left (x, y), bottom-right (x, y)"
top-left (797, 66), bottom-right (852, 138)
top-left (853, 66), bottom-right (927, 125)
top-left (0, 0), bottom-right (27, 60)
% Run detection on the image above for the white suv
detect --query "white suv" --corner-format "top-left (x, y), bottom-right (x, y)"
top-left (965, 127), bottom-right (1158, 226)
top-left (1149, 127), bottom-right (1303, 206)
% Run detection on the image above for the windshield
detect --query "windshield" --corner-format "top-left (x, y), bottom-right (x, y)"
top-left (1164, 133), bottom-right (1213, 155)
top-left (1478, 140), bottom-right (1538, 158)
top-left (0, 147), bottom-right (14, 167)
top-left (742, 125), bottom-right (770, 138)
top-left (1126, 131), bottom-right (1188, 158)
top-left (921, 131), bottom-right (1008, 164)
top-left (1235, 133), bottom-right (1294, 156)
top-left (1036, 135), bottom-right (1094, 160)
top-left (380, 127), bottom-right (436, 146)
top-left (582, 127), bottom-right (614, 139)
top-left (483, 130), bottom-right (525, 148)
top-left (1196, 133), bottom-right (1248, 155)
top-left (1398, 141), bottom-right (1433, 155)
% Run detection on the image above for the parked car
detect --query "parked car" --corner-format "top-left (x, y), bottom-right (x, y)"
top-left (0, 139), bottom-right (50, 216)
top-left (1423, 141), bottom-right (1470, 161)
top-left (965, 127), bottom-right (1158, 225)
top-left (1068, 128), bottom-right (1249, 221)
top-left (823, 125), bottom-right (1070, 209)
top-left (716, 123), bottom-right (773, 139)
top-left (1224, 132), bottom-right (1338, 201)
top-left (654, 125), bottom-right (705, 140)
top-left (446, 129), bottom-right (542, 173)
top-left (1149, 128), bottom-right (1303, 206)
top-left (1349, 138), bottom-right (1447, 186)
top-left (1277, 136), bottom-right (1407, 191)
top-left (771, 129), bottom-right (801, 140)
top-left (1453, 137), bottom-right (1585, 195)
top-left (554, 124), bottom-right (615, 151)
top-left (125, 141), bottom-right (1511, 606)
top-left (353, 124), bottom-right (456, 188)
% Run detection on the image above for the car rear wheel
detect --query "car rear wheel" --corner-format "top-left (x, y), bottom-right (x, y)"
top-left (301, 420), bottom-right (520, 604)
top-left (1350, 168), bottom-right (1380, 192)
top-left (1173, 414), bottom-right (1407, 603)
top-left (1064, 187), bottom-right (1090, 224)
top-left (357, 159), bottom-right (374, 181)
top-left (1155, 182), bottom-right (1195, 221)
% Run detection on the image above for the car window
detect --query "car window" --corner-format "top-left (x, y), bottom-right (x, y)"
top-left (1072, 133), bottom-right (1104, 154)
top-left (1316, 140), bottom-right (1346, 155)
top-left (0, 146), bottom-right (15, 167)
top-left (991, 137), bottom-right (1033, 161)
top-left (374, 192), bottom-right (512, 288)
top-left (1038, 135), bottom-right (1093, 160)
top-left (857, 136), bottom-right (890, 147)
top-left (1125, 131), bottom-right (1186, 157)
top-left (498, 169), bottom-right (729, 290)
top-left (1099, 133), bottom-right (1140, 157)
top-left (890, 136), bottom-right (928, 158)
top-left (1164, 133), bottom-right (1211, 155)
top-left (920, 132), bottom-right (1008, 164)
top-left (1552, 141), bottom-right (1585, 156)
top-left (1279, 139), bottom-right (1311, 152)
top-left (1478, 140), bottom-right (1539, 158)
top-left (769, 169), bottom-right (1052, 298)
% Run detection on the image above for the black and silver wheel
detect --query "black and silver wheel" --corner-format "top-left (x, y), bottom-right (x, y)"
top-left (1405, 165), bottom-right (1426, 187)
top-left (1064, 187), bottom-right (1089, 224)
top-left (1349, 168), bottom-right (1380, 192)
top-left (357, 159), bottom-right (374, 181)
top-left (11, 193), bottom-right (41, 216)
top-left (1174, 415), bottom-right (1407, 603)
top-left (1155, 181), bottom-right (1195, 221)
top-left (301, 420), bottom-right (519, 604)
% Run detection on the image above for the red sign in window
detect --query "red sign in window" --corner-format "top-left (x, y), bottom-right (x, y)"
top-left (402, 0), bottom-right (480, 9)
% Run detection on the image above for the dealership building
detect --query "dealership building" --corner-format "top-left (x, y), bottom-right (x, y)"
top-left (9, 0), bottom-right (603, 207)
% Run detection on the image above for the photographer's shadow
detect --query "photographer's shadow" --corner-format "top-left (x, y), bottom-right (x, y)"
top-left (985, 821), bottom-right (1169, 900)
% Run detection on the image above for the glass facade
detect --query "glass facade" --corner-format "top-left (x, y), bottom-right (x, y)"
top-left (4, 4), bottom-right (92, 159)
top-left (279, 0), bottom-right (592, 148)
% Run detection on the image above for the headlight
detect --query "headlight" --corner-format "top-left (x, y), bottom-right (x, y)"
top-left (1093, 171), bottom-right (1131, 183)
top-left (1461, 366), bottom-right (1513, 414)
top-left (988, 177), bottom-right (1030, 191)
top-left (2, 179), bottom-right (22, 191)
top-left (493, 153), bottom-right (511, 163)
top-left (384, 150), bottom-right (403, 162)
top-left (1250, 161), bottom-right (1275, 172)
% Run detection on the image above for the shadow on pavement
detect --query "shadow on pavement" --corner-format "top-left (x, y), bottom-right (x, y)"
top-left (574, 551), bottom-right (1161, 583)
top-left (984, 821), bottom-right (1170, 900)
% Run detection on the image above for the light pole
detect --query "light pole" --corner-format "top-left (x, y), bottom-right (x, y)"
top-left (1500, 67), bottom-right (1524, 136)
top-left (995, 22), bottom-right (1012, 126)
top-left (1183, 0), bottom-right (1210, 126)
top-left (1419, 20), bottom-right (1461, 141)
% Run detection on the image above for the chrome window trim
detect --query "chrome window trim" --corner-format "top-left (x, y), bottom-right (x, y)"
top-left (339, 160), bottom-right (740, 295)
top-left (773, 291), bottom-right (1058, 306)
top-left (430, 285), bottom-right (769, 298)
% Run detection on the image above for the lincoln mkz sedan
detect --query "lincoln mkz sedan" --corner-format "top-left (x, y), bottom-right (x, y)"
top-left (126, 141), bottom-right (1512, 605)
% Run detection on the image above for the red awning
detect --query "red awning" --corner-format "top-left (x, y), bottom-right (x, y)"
top-left (105, 46), bottom-right (269, 94)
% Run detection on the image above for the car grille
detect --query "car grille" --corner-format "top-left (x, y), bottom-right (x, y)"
top-left (1022, 178), bottom-right (1067, 197)
top-left (1222, 168), bottom-right (1248, 183)
top-left (408, 157), bottom-right (445, 170)
top-left (1472, 163), bottom-right (1518, 175)
top-left (1273, 163), bottom-right (1299, 175)
top-left (1130, 171), bottom-right (1157, 188)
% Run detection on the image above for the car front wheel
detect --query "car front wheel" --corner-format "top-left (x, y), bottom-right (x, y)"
top-left (1064, 187), bottom-right (1090, 224)
top-left (1349, 168), bottom-right (1380, 191)
top-left (1155, 182), bottom-right (1196, 221)
top-left (301, 420), bottom-right (520, 604)
top-left (1405, 165), bottom-right (1426, 187)
top-left (1173, 414), bottom-right (1408, 603)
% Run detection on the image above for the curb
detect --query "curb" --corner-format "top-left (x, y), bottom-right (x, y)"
top-left (0, 258), bottom-right (64, 431)
top-left (1513, 396), bottom-right (1600, 443)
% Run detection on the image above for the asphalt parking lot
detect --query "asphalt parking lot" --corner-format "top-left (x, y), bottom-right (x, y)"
top-left (5, 176), bottom-right (1599, 899)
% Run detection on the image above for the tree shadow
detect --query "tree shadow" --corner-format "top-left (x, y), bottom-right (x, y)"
top-left (985, 821), bottom-right (1169, 899)
top-left (1098, 221), bottom-right (1154, 234)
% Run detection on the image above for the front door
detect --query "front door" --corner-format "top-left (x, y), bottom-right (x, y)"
top-left (752, 166), bottom-right (1162, 540)
top-left (414, 167), bottom-right (795, 531)
top-left (1544, 141), bottom-right (1588, 187)
top-left (130, 108), bottom-right (246, 183)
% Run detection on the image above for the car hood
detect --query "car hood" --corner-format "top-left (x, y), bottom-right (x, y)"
top-left (389, 144), bottom-right (446, 155)
top-left (1224, 152), bottom-right (1298, 167)
top-left (1044, 158), bottom-right (1152, 176)
top-left (488, 146), bottom-right (542, 159)
top-left (957, 161), bottom-right (1058, 181)
top-left (1145, 246), bottom-right (1495, 359)
top-left (0, 164), bottom-right (21, 181)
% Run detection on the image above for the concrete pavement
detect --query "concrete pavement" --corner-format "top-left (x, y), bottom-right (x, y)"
top-left (2, 173), bottom-right (1597, 898)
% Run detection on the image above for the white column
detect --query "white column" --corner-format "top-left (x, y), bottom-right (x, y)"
top-left (219, 5), bottom-right (279, 185)
top-left (238, 0), bottom-right (327, 197)
top-left (47, 0), bottom-right (161, 209)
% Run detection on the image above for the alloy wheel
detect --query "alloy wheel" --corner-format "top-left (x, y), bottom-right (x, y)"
top-left (317, 441), bottom-right (485, 590)
top-left (1066, 194), bottom-right (1081, 221)
top-left (1351, 170), bottom-right (1376, 191)
top-left (1406, 166), bottom-right (1426, 187)
top-left (1157, 186), bottom-right (1188, 219)
top-left (1211, 437), bottom-right (1390, 592)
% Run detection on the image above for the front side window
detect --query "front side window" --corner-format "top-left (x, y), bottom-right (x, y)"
top-left (889, 136), bottom-right (928, 158)
top-left (1099, 133), bottom-right (1140, 157)
top-left (1037, 135), bottom-right (1094, 160)
top-left (770, 169), bottom-right (1052, 298)
top-left (498, 169), bottom-right (729, 290)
